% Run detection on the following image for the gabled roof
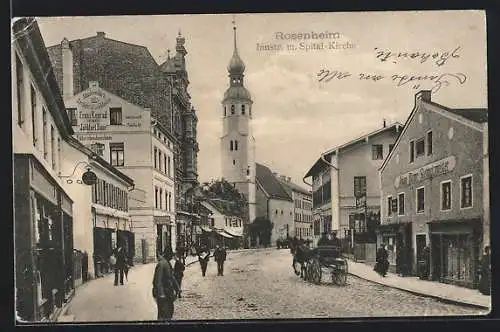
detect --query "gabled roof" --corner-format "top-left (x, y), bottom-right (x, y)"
top-left (255, 163), bottom-right (293, 201)
top-left (277, 178), bottom-right (311, 196)
top-left (379, 91), bottom-right (488, 174)
top-left (304, 122), bottom-right (403, 179)
top-left (46, 33), bottom-right (172, 127)
top-left (201, 200), bottom-right (238, 217)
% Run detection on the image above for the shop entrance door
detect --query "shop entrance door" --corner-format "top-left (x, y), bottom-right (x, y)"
top-left (431, 234), bottom-right (443, 281)
top-left (416, 234), bottom-right (426, 261)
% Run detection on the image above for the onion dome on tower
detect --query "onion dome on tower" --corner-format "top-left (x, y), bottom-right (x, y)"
top-left (223, 20), bottom-right (251, 103)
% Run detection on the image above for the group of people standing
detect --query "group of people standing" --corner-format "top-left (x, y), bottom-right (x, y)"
top-left (151, 243), bottom-right (229, 321)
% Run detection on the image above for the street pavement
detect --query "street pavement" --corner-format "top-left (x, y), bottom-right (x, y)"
top-left (60, 248), bottom-right (488, 322)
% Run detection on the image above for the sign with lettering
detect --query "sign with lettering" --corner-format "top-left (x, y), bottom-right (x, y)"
top-left (394, 156), bottom-right (456, 188)
top-left (77, 88), bottom-right (112, 110)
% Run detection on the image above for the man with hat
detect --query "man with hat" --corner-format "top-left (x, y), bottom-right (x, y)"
top-left (152, 248), bottom-right (180, 320)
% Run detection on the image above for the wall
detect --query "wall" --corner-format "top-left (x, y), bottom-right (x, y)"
top-left (269, 199), bottom-right (294, 244)
top-left (381, 99), bottom-right (485, 264)
top-left (255, 183), bottom-right (268, 219)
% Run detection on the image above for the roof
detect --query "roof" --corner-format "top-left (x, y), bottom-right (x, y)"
top-left (304, 122), bottom-right (403, 179)
top-left (379, 91), bottom-right (488, 173)
top-left (277, 178), bottom-right (311, 196)
top-left (13, 18), bottom-right (74, 138)
top-left (434, 105), bottom-right (488, 124)
top-left (201, 200), bottom-right (238, 217)
top-left (46, 32), bottom-right (172, 129)
top-left (255, 163), bottom-right (293, 201)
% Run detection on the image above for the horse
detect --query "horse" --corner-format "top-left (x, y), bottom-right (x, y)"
top-left (292, 244), bottom-right (314, 278)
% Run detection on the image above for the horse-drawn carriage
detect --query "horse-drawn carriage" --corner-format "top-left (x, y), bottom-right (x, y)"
top-left (292, 245), bottom-right (348, 286)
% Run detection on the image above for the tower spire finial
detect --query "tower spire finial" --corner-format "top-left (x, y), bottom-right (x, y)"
top-left (232, 15), bottom-right (238, 54)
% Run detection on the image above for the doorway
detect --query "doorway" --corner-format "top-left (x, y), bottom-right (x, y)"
top-left (416, 234), bottom-right (426, 261)
top-left (431, 234), bottom-right (442, 281)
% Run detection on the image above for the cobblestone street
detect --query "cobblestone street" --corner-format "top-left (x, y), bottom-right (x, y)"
top-left (63, 249), bottom-right (487, 322)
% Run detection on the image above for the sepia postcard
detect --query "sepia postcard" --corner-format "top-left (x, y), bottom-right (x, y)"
top-left (11, 10), bottom-right (490, 324)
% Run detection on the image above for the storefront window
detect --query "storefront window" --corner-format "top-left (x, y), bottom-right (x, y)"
top-left (461, 176), bottom-right (472, 208)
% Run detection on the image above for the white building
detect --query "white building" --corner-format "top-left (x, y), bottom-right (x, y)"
top-left (64, 82), bottom-right (176, 263)
top-left (220, 23), bottom-right (256, 226)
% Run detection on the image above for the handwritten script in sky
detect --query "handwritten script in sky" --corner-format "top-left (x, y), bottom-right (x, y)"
top-left (373, 46), bottom-right (461, 67)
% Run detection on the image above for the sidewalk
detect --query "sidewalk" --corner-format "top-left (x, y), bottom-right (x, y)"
top-left (347, 259), bottom-right (491, 310)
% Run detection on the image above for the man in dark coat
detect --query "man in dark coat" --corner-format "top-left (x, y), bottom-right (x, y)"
top-left (152, 248), bottom-right (180, 320)
top-left (197, 245), bottom-right (211, 277)
top-left (478, 246), bottom-right (491, 295)
top-left (113, 246), bottom-right (127, 286)
top-left (375, 244), bottom-right (389, 277)
top-left (173, 252), bottom-right (185, 298)
top-left (214, 245), bottom-right (227, 276)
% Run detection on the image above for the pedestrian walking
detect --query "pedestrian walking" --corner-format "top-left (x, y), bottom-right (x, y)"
top-left (214, 245), bottom-right (227, 276)
top-left (173, 253), bottom-right (185, 298)
top-left (113, 245), bottom-right (127, 286)
top-left (197, 245), bottom-right (211, 277)
top-left (152, 248), bottom-right (180, 321)
top-left (374, 244), bottom-right (389, 277)
top-left (478, 246), bottom-right (491, 295)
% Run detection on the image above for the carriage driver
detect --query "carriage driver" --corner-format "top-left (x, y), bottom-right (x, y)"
top-left (317, 231), bottom-right (341, 248)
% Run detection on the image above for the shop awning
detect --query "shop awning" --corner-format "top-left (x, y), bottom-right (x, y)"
top-left (93, 204), bottom-right (130, 220)
top-left (224, 229), bottom-right (243, 237)
top-left (215, 229), bottom-right (234, 238)
top-left (200, 225), bottom-right (213, 233)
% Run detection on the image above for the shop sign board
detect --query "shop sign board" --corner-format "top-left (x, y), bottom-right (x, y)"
top-left (394, 156), bottom-right (456, 189)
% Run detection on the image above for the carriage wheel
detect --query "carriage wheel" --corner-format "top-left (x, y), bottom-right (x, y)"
top-left (333, 270), bottom-right (347, 286)
top-left (310, 258), bottom-right (322, 284)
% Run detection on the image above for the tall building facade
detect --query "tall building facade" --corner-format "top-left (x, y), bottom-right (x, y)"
top-left (46, 31), bottom-right (199, 258)
top-left (304, 122), bottom-right (402, 246)
top-left (220, 23), bottom-right (257, 225)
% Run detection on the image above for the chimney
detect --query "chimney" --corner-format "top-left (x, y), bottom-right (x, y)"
top-left (61, 37), bottom-right (74, 101)
top-left (97, 31), bottom-right (106, 38)
top-left (416, 90), bottom-right (431, 102)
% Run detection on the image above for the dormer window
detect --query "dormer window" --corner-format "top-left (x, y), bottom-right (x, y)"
top-left (241, 105), bottom-right (246, 115)
top-left (230, 140), bottom-right (234, 151)
top-left (231, 105), bottom-right (235, 115)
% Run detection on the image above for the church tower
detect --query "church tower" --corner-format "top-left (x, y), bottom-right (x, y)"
top-left (220, 20), bottom-right (256, 224)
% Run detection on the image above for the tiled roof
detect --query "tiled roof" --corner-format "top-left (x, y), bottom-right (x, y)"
top-left (277, 178), bottom-right (311, 196)
top-left (445, 108), bottom-right (488, 124)
top-left (256, 163), bottom-right (293, 201)
top-left (46, 34), bottom-right (172, 128)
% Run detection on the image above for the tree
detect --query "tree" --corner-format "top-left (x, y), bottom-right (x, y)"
top-left (249, 216), bottom-right (273, 247)
top-left (203, 178), bottom-right (248, 220)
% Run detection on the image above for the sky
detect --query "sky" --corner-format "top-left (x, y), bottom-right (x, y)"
top-left (36, 10), bottom-right (487, 187)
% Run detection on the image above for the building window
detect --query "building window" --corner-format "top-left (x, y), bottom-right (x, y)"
top-left (231, 105), bottom-right (235, 115)
top-left (441, 180), bottom-right (452, 211)
top-left (460, 175), bottom-right (473, 209)
top-left (389, 144), bottom-right (394, 154)
top-left (168, 192), bottom-right (172, 211)
top-left (16, 55), bottom-right (25, 127)
top-left (409, 140), bottom-right (415, 163)
top-left (427, 131), bottom-right (433, 156)
top-left (415, 137), bottom-right (425, 157)
top-left (416, 186), bottom-right (425, 213)
top-left (159, 188), bottom-right (163, 210)
top-left (57, 137), bottom-right (62, 173)
top-left (66, 108), bottom-right (78, 126)
top-left (154, 147), bottom-right (158, 169)
top-left (164, 154), bottom-right (167, 174)
top-left (353, 176), bottom-right (367, 197)
top-left (155, 187), bottom-right (159, 209)
top-left (30, 85), bottom-right (37, 146)
top-left (159, 151), bottom-right (163, 172)
top-left (109, 107), bottom-right (122, 125)
top-left (230, 140), bottom-right (233, 151)
top-left (249, 106), bottom-right (252, 116)
top-left (398, 193), bottom-right (405, 215)
top-left (167, 156), bottom-right (171, 176)
top-left (42, 108), bottom-right (47, 159)
top-left (241, 105), bottom-right (246, 115)
top-left (50, 126), bottom-right (56, 169)
top-left (387, 196), bottom-right (392, 216)
top-left (110, 142), bottom-right (125, 166)
top-left (372, 144), bottom-right (383, 160)
top-left (235, 140), bottom-right (238, 151)
top-left (224, 106), bottom-right (226, 116)
top-left (232, 160), bottom-right (235, 165)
